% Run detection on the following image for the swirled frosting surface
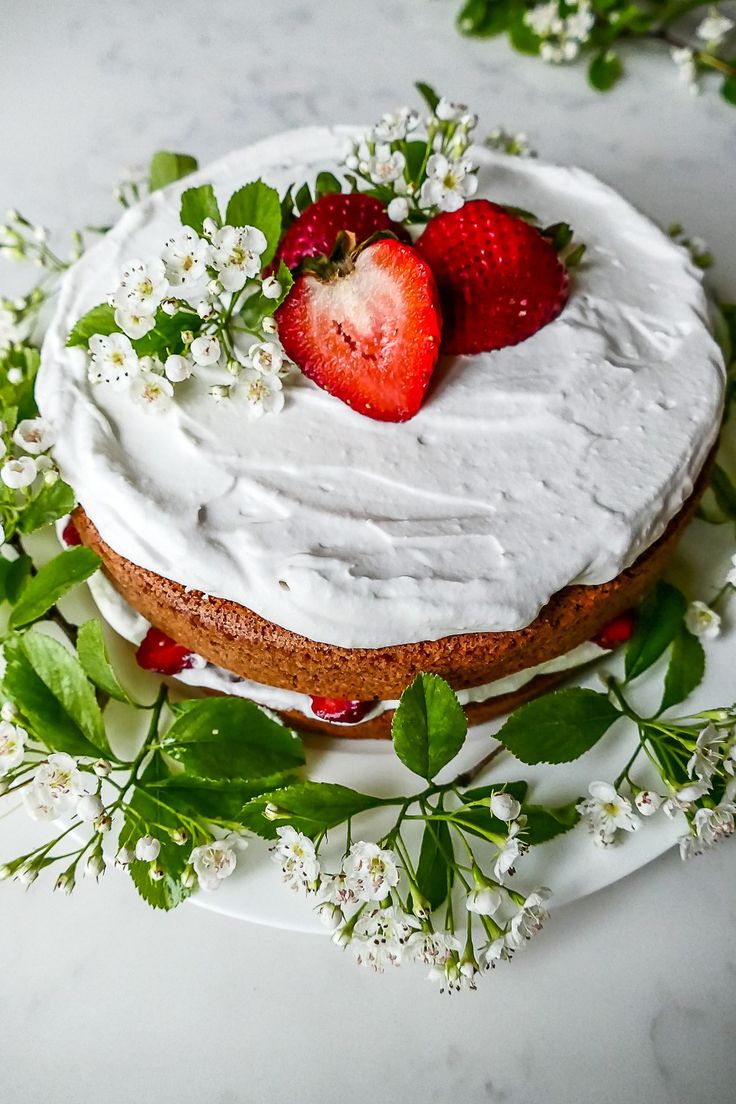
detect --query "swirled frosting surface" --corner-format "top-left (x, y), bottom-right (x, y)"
top-left (37, 128), bottom-right (724, 647)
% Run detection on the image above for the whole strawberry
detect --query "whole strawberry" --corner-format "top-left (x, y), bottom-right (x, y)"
top-left (415, 199), bottom-right (569, 355)
top-left (276, 234), bottom-right (441, 423)
top-left (274, 193), bottom-right (409, 271)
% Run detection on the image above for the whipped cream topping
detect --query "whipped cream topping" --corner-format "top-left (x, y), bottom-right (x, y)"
top-left (37, 127), bottom-right (724, 648)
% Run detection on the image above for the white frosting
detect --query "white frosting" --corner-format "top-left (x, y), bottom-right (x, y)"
top-left (86, 569), bottom-right (605, 724)
top-left (38, 127), bottom-right (725, 648)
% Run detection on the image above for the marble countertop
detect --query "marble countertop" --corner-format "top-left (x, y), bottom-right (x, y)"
top-left (2, 3), bottom-right (736, 1102)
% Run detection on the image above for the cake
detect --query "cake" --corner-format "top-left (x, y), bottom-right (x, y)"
top-left (36, 116), bottom-right (725, 738)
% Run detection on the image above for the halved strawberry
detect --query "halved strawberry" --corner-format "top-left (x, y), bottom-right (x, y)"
top-left (274, 193), bottom-right (409, 272)
top-left (415, 199), bottom-right (569, 355)
top-left (310, 697), bottom-right (374, 724)
top-left (276, 236), bottom-right (442, 422)
top-left (136, 627), bottom-right (197, 676)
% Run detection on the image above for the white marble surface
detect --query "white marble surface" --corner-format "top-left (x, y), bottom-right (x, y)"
top-left (2, 3), bottom-right (736, 1102)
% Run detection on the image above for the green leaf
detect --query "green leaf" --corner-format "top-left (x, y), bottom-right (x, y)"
top-left (403, 140), bottom-right (429, 182)
top-left (149, 774), bottom-right (297, 821)
top-left (414, 820), bottom-right (454, 910)
top-left (721, 76), bottom-right (736, 106)
top-left (76, 619), bottom-right (136, 705)
top-left (18, 480), bottom-right (75, 534)
top-left (1, 637), bottom-right (102, 757)
top-left (314, 171), bottom-right (342, 198)
top-left (624, 582), bottom-right (687, 681)
top-left (180, 184), bottom-right (221, 234)
top-left (132, 309), bottom-right (202, 357)
top-left (66, 304), bottom-right (117, 348)
top-left (588, 51), bottom-right (623, 92)
top-left (415, 81), bottom-right (440, 113)
top-left (148, 151), bottom-right (198, 192)
top-left (240, 261), bottom-right (293, 329)
top-left (523, 802), bottom-right (580, 844)
top-left (3, 554), bottom-right (32, 604)
top-left (565, 242), bottom-right (587, 267)
top-left (294, 182), bottom-right (313, 214)
top-left (120, 753), bottom-right (193, 910)
top-left (20, 631), bottom-right (109, 752)
top-left (458, 780), bottom-right (529, 805)
top-left (508, 7), bottom-right (541, 54)
top-left (391, 673), bottom-right (467, 780)
top-left (225, 181), bottom-right (282, 266)
top-left (659, 627), bottom-right (705, 714)
top-left (457, 0), bottom-right (513, 36)
top-left (239, 780), bottom-right (387, 840)
top-left (161, 698), bottom-right (305, 782)
top-left (498, 688), bottom-right (621, 765)
top-left (8, 546), bottom-right (100, 629)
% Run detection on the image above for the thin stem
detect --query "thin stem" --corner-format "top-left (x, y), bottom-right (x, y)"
top-left (451, 743), bottom-right (507, 789)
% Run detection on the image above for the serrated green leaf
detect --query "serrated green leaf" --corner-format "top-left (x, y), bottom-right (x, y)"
top-left (225, 181), bottom-right (282, 266)
top-left (180, 184), bottom-right (221, 234)
top-left (415, 81), bottom-right (440, 113)
top-left (148, 151), bottom-right (198, 192)
top-left (76, 619), bottom-right (136, 705)
top-left (624, 581), bottom-right (687, 681)
top-left (132, 309), bottom-right (202, 357)
top-left (120, 754), bottom-right (193, 910)
top-left (523, 801), bottom-right (580, 844)
top-left (391, 673), bottom-right (467, 780)
top-left (588, 51), bottom-right (623, 92)
top-left (149, 773), bottom-right (298, 822)
top-left (414, 820), bottom-right (454, 910)
top-left (498, 688), bottom-right (621, 765)
top-left (18, 480), bottom-right (75, 534)
top-left (66, 304), bottom-right (117, 348)
top-left (161, 697), bottom-right (305, 782)
top-left (8, 546), bottom-right (100, 629)
top-left (20, 630), bottom-right (109, 752)
top-left (659, 626), bottom-right (705, 714)
top-left (1, 636), bottom-right (102, 757)
top-left (239, 780), bottom-right (387, 840)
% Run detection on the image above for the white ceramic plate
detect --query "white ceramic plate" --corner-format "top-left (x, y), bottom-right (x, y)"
top-left (54, 509), bottom-right (729, 935)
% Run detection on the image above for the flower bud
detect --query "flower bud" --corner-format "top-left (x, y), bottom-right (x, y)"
top-left (202, 218), bottom-right (218, 239)
top-left (261, 276), bottom-right (282, 300)
top-left (635, 790), bottom-right (663, 816)
top-left (263, 802), bottom-right (285, 821)
top-left (0, 863), bottom-right (14, 880)
top-left (54, 871), bottom-right (75, 895)
top-left (115, 845), bottom-right (135, 867)
top-left (1, 701), bottom-right (17, 721)
top-left (135, 835), bottom-right (160, 862)
top-left (161, 298), bottom-right (179, 316)
top-left (317, 902), bottom-right (343, 930)
top-left (332, 927), bottom-right (351, 948)
top-left (149, 863), bottom-right (165, 882)
top-left (94, 813), bottom-right (113, 834)
top-left (170, 828), bottom-right (189, 846)
top-left (93, 759), bottom-right (112, 778)
top-left (261, 316), bottom-right (277, 335)
top-left (181, 330), bottom-right (194, 345)
top-left (466, 885), bottom-right (502, 916)
top-left (181, 865), bottom-right (198, 889)
top-left (85, 854), bottom-right (106, 880)
top-left (490, 792), bottom-right (522, 822)
top-left (17, 864), bottom-right (38, 886)
top-left (77, 794), bottom-right (104, 822)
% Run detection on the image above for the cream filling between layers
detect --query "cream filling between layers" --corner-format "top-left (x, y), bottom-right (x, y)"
top-left (87, 571), bottom-right (606, 725)
top-left (38, 128), bottom-right (725, 648)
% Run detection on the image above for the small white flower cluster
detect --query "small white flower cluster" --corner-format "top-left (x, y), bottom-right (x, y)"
top-left (344, 96), bottom-right (479, 221)
top-left (21, 752), bottom-right (108, 830)
top-left (577, 781), bottom-right (641, 847)
top-left (685, 599), bottom-right (721, 640)
top-left (187, 833), bottom-right (247, 891)
top-left (0, 208), bottom-right (62, 270)
top-left (87, 219), bottom-right (291, 417)
top-left (524, 0), bottom-right (596, 63)
top-left (696, 6), bottom-right (734, 48)
top-left (269, 790), bottom-right (549, 990)
top-left (0, 415), bottom-right (59, 538)
top-left (484, 127), bottom-right (536, 158)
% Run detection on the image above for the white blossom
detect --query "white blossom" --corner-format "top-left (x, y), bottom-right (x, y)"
top-left (663, 781), bottom-right (710, 818)
top-left (23, 753), bottom-right (88, 821)
top-left (671, 47), bottom-right (699, 94)
top-left (693, 802), bottom-right (736, 847)
top-left (161, 227), bottom-right (208, 288)
top-left (635, 790), bottom-right (663, 816)
top-left (483, 935), bottom-right (515, 966)
top-left (242, 340), bottom-right (287, 377)
top-left (685, 601), bottom-right (721, 640)
top-left (320, 870), bottom-right (362, 908)
top-left (369, 145), bottom-right (406, 186)
top-left (112, 257), bottom-right (168, 315)
top-left (525, 0), bottom-right (594, 62)
top-left (419, 153), bottom-right (478, 213)
top-left (135, 835), bottom-right (161, 862)
top-left (387, 196), bottom-right (410, 222)
top-left (696, 7), bottom-right (734, 45)
top-left (7, 368), bottom-right (23, 386)
top-left (76, 793), bottom-right (105, 822)
top-left (490, 791), bottom-right (522, 822)
top-left (12, 417), bottom-right (55, 455)
top-left (372, 107), bottom-right (419, 142)
top-left (342, 841), bottom-right (400, 902)
top-left (189, 835), bottom-right (244, 891)
top-left (261, 276), bottom-right (282, 300)
top-left (352, 906), bottom-right (419, 971)
top-left (190, 334), bottom-right (221, 367)
top-left (113, 305), bottom-right (156, 340)
top-left (130, 371), bottom-right (174, 412)
top-left (209, 224), bottom-right (267, 291)
top-left (272, 826), bottom-right (320, 891)
top-left (435, 97), bottom-right (468, 122)
top-left (164, 354), bottom-right (193, 383)
top-left (231, 367), bottom-right (284, 419)
top-left (494, 820), bottom-right (529, 878)
top-left (687, 723), bottom-right (722, 784)
top-left (0, 720), bottom-right (26, 776)
top-left (485, 127), bottom-right (534, 158)
top-left (116, 845), bottom-right (135, 867)
top-left (576, 781), bottom-right (640, 846)
top-left (88, 332), bottom-right (140, 389)
top-left (466, 885), bottom-right (503, 916)
top-left (409, 929), bottom-right (462, 970)
top-left (1, 456), bottom-right (37, 489)
top-left (506, 889), bottom-right (551, 949)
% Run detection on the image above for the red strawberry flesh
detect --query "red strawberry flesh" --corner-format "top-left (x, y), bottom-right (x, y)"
top-left (136, 627), bottom-right (197, 676)
top-left (310, 697), bottom-right (374, 723)
top-left (416, 199), bottom-right (569, 355)
top-left (276, 237), bottom-right (442, 422)
top-left (592, 610), bottom-right (636, 650)
top-left (62, 517), bottom-right (82, 546)
top-left (274, 193), bottom-right (409, 272)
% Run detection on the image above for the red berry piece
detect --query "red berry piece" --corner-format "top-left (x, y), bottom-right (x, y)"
top-left (310, 697), bottom-right (375, 724)
top-left (277, 236), bottom-right (442, 422)
top-left (274, 193), bottom-right (409, 272)
top-left (415, 198), bottom-right (569, 355)
top-left (136, 627), bottom-right (196, 676)
top-left (62, 518), bottom-right (82, 546)
top-left (592, 610), bottom-right (636, 650)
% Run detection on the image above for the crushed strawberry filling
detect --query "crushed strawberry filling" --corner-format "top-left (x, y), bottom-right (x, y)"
top-left (592, 610), bottom-right (636, 650)
top-left (62, 518), bottom-right (82, 546)
top-left (310, 697), bottom-right (375, 724)
top-left (136, 627), bottom-right (196, 676)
